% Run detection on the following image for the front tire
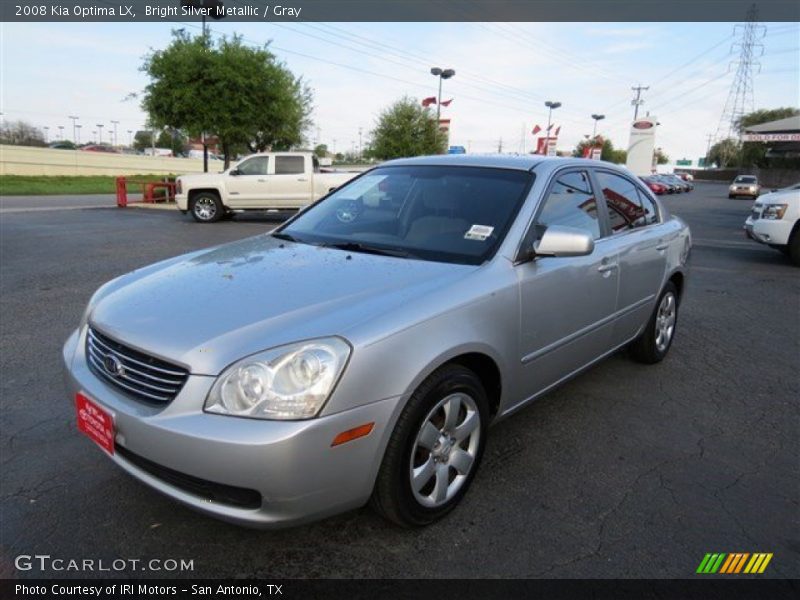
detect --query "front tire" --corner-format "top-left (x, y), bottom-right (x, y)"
top-left (371, 364), bottom-right (489, 527)
top-left (629, 282), bottom-right (679, 364)
top-left (190, 192), bottom-right (223, 223)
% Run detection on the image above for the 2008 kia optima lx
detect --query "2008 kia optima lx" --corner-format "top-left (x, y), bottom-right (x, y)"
top-left (63, 155), bottom-right (691, 528)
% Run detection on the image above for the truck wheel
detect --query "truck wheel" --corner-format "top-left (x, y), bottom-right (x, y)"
top-left (789, 229), bottom-right (800, 267)
top-left (190, 193), bottom-right (223, 223)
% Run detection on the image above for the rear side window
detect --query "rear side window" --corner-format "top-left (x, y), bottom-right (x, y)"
top-left (536, 171), bottom-right (600, 240)
top-left (275, 156), bottom-right (305, 175)
top-left (596, 171), bottom-right (655, 233)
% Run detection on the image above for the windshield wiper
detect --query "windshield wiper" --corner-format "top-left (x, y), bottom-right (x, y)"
top-left (320, 241), bottom-right (414, 259)
top-left (271, 231), bottom-right (303, 243)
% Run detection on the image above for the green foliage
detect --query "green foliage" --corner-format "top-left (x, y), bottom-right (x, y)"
top-left (133, 130), bottom-right (153, 151)
top-left (313, 144), bottom-right (328, 157)
top-left (156, 129), bottom-right (188, 156)
top-left (707, 138), bottom-right (741, 168)
top-left (572, 136), bottom-right (627, 164)
top-left (141, 30), bottom-right (312, 167)
top-left (370, 97), bottom-right (446, 160)
top-left (735, 107), bottom-right (799, 133)
top-left (654, 148), bottom-right (669, 165)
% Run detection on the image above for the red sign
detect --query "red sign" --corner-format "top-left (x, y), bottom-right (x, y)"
top-left (75, 392), bottom-right (115, 454)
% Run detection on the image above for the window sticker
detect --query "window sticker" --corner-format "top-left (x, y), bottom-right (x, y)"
top-left (464, 224), bottom-right (495, 241)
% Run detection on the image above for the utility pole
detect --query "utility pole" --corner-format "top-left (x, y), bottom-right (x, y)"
top-left (127, 129), bottom-right (133, 147)
top-left (631, 85), bottom-right (649, 120)
top-left (705, 133), bottom-right (715, 162)
top-left (497, 137), bottom-right (503, 153)
top-left (43, 126), bottom-right (49, 143)
top-left (358, 127), bottom-right (363, 161)
top-left (58, 125), bottom-right (64, 140)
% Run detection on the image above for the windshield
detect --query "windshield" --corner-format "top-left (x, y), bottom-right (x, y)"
top-left (278, 165), bottom-right (533, 265)
top-left (735, 176), bottom-right (757, 183)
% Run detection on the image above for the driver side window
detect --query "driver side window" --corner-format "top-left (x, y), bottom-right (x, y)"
top-left (236, 157), bottom-right (269, 176)
top-left (535, 171), bottom-right (600, 240)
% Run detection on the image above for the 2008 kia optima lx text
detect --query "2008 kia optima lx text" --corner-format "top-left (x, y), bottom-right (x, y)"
top-left (63, 155), bottom-right (691, 528)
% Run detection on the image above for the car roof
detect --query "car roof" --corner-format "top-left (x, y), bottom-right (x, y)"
top-left (380, 154), bottom-right (625, 173)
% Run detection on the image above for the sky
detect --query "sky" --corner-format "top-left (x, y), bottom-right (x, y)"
top-left (1, 20), bottom-right (798, 162)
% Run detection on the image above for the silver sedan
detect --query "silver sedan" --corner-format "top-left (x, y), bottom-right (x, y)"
top-left (63, 155), bottom-right (691, 528)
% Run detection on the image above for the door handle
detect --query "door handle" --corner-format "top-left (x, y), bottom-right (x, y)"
top-left (257, 178), bottom-right (267, 182)
top-left (297, 178), bottom-right (308, 182)
top-left (656, 241), bottom-right (669, 251)
top-left (598, 262), bottom-right (618, 273)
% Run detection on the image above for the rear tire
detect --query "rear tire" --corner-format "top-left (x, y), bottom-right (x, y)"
top-left (629, 282), bottom-right (679, 364)
top-left (190, 192), bottom-right (223, 223)
top-left (371, 364), bottom-right (489, 527)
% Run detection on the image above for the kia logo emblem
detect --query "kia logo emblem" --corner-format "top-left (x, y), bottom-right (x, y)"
top-left (633, 121), bottom-right (654, 130)
top-left (103, 354), bottom-right (124, 377)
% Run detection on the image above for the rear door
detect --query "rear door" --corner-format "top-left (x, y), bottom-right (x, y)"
top-left (268, 155), bottom-right (314, 208)
top-left (516, 169), bottom-right (619, 401)
top-left (591, 169), bottom-right (668, 344)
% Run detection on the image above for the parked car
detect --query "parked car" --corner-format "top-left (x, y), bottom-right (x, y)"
top-left (729, 175), bottom-right (760, 199)
top-left (80, 144), bottom-right (120, 153)
top-left (64, 156), bottom-right (691, 528)
top-left (640, 176), bottom-right (667, 195)
top-left (674, 172), bottom-right (694, 182)
top-left (744, 183), bottom-right (800, 265)
top-left (652, 175), bottom-right (680, 193)
top-left (660, 174), bottom-right (693, 192)
top-left (175, 152), bottom-right (358, 222)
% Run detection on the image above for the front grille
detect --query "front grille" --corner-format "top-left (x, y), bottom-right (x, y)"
top-left (116, 445), bottom-right (262, 509)
top-left (86, 327), bottom-right (188, 404)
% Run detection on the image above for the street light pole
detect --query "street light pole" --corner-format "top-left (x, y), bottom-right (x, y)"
top-left (43, 127), bottom-right (49, 143)
top-left (544, 101), bottom-right (561, 155)
top-left (96, 124), bottom-right (104, 144)
top-left (430, 67), bottom-right (455, 123)
top-left (128, 129), bottom-right (133, 147)
top-left (75, 124), bottom-right (82, 144)
top-left (591, 113), bottom-right (605, 138)
top-left (69, 115), bottom-right (79, 144)
top-left (111, 120), bottom-right (120, 146)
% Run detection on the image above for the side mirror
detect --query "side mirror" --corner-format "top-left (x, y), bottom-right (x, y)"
top-left (533, 225), bottom-right (595, 258)
top-left (229, 168), bottom-right (240, 176)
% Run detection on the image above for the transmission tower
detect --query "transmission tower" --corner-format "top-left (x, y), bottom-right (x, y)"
top-left (714, 4), bottom-right (766, 141)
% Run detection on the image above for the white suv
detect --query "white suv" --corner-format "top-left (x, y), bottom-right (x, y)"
top-left (744, 183), bottom-right (800, 265)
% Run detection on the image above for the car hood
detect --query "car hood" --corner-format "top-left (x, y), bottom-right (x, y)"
top-left (89, 235), bottom-right (474, 374)
top-left (756, 189), bottom-right (799, 205)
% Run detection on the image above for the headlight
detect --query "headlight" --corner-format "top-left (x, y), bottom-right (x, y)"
top-left (204, 337), bottom-right (351, 420)
top-left (761, 204), bottom-right (787, 220)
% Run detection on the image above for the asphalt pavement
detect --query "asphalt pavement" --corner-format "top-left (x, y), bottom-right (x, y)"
top-left (0, 183), bottom-right (797, 579)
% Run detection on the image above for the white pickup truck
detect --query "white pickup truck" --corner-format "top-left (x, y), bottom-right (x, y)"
top-left (176, 152), bottom-right (358, 222)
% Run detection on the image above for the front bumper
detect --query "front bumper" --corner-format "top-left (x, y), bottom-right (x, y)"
top-left (744, 217), bottom-right (793, 247)
top-left (63, 327), bottom-right (401, 528)
top-left (730, 188), bottom-right (759, 197)
top-left (175, 193), bottom-right (189, 211)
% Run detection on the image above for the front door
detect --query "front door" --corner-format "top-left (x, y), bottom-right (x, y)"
top-left (268, 155), bottom-right (313, 208)
top-left (517, 169), bottom-right (619, 402)
top-left (225, 156), bottom-right (270, 207)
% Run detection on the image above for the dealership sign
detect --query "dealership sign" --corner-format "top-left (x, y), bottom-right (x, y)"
top-left (626, 117), bottom-right (658, 176)
top-left (741, 133), bottom-right (800, 142)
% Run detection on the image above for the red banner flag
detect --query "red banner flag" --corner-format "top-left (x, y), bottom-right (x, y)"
top-left (421, 96), bottom-right (437, 107)
top-left (440, 99), bottom-right (453, 107)
top-left (532, 125), bottom-right (541, 135)
top-left (546, 123), bottom-right (554, 131)
top-left (554, 126), bottom-right (561, 136)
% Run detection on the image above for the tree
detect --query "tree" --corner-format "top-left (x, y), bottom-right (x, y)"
top-left (370, 96), bottom-right (446, 160)
top-left (736, 107), bottom-right (800, 168)
top-left (156, 128), bottom-right (188, 156)
top-left (707, 138), bottom-right (741, 168)
top-left (0, 120), bottom-right (46, 147)
top-left (572, 136), bottom-right (626, 164)
top-left (654, 147), bottom-right (669, 165)
top-left (133, 130), bottom-right (153, 152)
top-left (141, 30), bottom-right (312, 168)
top-left (313, 143), bottom-right (328, 158)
